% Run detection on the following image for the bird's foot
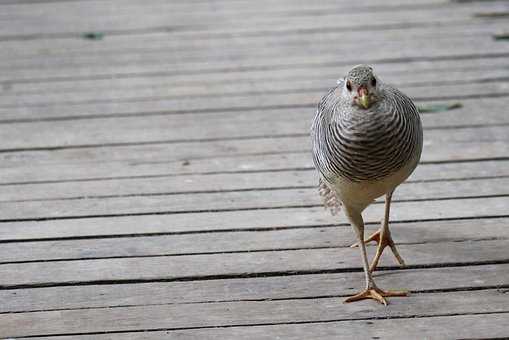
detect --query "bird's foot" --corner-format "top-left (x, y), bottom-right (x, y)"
top-left (350, 228), bottom-right (406, 272)
top-left (344, 286), bottom-right (408, 306)
top-left (350, 229), bottom-right (383, 248)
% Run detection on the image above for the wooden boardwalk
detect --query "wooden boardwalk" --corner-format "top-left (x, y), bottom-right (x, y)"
top-left (1, 0), bottom-right (509, 338)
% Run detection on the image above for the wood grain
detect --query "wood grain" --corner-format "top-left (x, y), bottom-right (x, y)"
top-left (1, 290), bottom-right (508, 338)
top-left (1, 0), bottom-right (508, 337)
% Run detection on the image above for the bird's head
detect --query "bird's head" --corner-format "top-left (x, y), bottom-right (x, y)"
top-left (343, 64), bottom-right (379, 110)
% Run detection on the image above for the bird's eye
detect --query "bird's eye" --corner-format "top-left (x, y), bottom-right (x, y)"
top-left (346, 80), bottom-right (352, 92)
top-left (371, 77), bottom-right (377, 86)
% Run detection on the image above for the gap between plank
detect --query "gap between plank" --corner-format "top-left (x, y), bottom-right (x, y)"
top-left (7, 310), bottom-right (509, 339)
top-left (2, 199), bottom-right (509, 223)
top-left (1, 119), bottom-right (508, 152)
top-left (2, 52), bottom-right (509, 85)
top-left (3, 178), bottom-right (509, 204)
top-left (1, 214), bottom-right (508, 243)
top-left (1, 193), bottom-right (508, 221)
top-left (2, 259), bottom-right (509, 291)
top-left (0, 236), bottom-right (504, 266)
top-left (1, 75), bottom-right (508, 110)
top-left (2, 284), bottom-right (509, 317)
top-left (1, 157), bottom-right (509, 187)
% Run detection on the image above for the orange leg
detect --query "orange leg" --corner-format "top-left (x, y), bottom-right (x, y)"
top-left (350, 191), bottom-right (406, 272)
top-left (343, 205), bottom-right (408, 305)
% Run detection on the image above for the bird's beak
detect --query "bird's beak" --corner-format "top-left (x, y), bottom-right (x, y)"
top-left (357, 86), bottom-right (370, 109)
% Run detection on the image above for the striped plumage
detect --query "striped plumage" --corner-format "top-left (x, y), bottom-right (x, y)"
top-left (310, 65), bottom-right (423, 305)
top-left (311, 67), bottom-right (422, 210)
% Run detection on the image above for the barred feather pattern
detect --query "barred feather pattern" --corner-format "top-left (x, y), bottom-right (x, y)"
top-left (311, 79), bottom-right (423, 208)
top-left (318, 178), bottom-right (342, 215)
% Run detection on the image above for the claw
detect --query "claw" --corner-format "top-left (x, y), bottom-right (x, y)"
top-left (350, 229), bottom-right (381, 248)
top-left (344, 286), bottom-right (409, 305)
top-left (350, 229), bottom-right (406, 272)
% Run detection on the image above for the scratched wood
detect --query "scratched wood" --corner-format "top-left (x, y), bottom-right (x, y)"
top-left (1, 56), bottom-right (506, 98)
top-left (1, 262), bottom-right (507, 313)
top-left (1, 25), bottom-right (507, 73)
top-left (1, 159), bottom-right (507, 201)
top-left (1, 216), bottom-right (508, 264)
top-left (1, 63), bottom-right (508, 108)
top-left (2, 177), bottom-right (509, 220)
top-left (1, 79), bottom-right (509, 122)
top-left (21, 313), bottom-right (509, 340)
top-left (1, 239), bottom-right (509, 288)
top-left (1, 0), bottom-right (509, 338)
top-left (1, 290), bottom-right (509, 338)
top-left (0, 98), bottom-right (507, 149)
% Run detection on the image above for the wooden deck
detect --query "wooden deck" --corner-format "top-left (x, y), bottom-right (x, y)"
top-left (1, 0), bottom-right (509, 338)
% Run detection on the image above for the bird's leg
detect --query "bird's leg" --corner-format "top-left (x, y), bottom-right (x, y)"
top-left (343, 207), bottom-right (408, 305)
top-left (350, 191), bottom-right (406, 272)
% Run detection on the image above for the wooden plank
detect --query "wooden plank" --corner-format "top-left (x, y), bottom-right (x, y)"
top-left (2, 62), bottom-right (508, 107)
top-left (0, 2), bottom-right (497, 39)
top-left (1, 175), bottom-right (508, 220)
top-left (2, 36), bottom-right (508, 84)
top-left (1, 216), bottom-right (508, 264)
top-left (1, 157), bottom-right (507, 199)
top-left (1, 20), bottom-right (506, 70)
top-left (1, 163), bottom-right (508, 203)
top-left (1, 123), bottom-right (507, 180)
top-left (0, 0), bottom-right (455, 21)
top-left (1, 235), bottom-right (509, 287)
top-left (1, 289), bottom-right (508, 338)
top-left (1, 20), bottom-right (503, 64)
top-left (1, 261), bottom-right (507, 313)
top-left (2, 55), bottom-right (507, 96)
top-left (1, 192), bottom-right (508, 240)
top-left (1, 79), bottom-right (508, 121)
top-left (1, 0), bottom-right (507, 338)
top-left (1, 96), bottom-right (508, 149)
top-left (0, 0), bottom-right (449, 27)
top-left (0, 146), bottom-right (507, 186)
top-left (22, 313), bottom-right (509, 340)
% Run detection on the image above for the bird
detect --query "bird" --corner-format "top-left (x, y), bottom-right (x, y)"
top-left (311, 65), bottom-right (423, 305)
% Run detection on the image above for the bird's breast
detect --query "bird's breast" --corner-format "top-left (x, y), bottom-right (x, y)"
top-left (313, 103), bottom-right (421, 185)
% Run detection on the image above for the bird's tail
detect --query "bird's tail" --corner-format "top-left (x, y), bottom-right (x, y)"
top-left (318, 178), bottom-right (342, 215)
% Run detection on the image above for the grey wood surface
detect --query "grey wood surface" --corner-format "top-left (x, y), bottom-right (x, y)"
top-left (20, 313), bottom-right (509, 340)
top-left (1, 0), bottom-right (509, 338)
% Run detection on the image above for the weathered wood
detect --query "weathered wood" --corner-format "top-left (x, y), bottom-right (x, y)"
top-left (1, 175), bottom-right (508, 219)
top-left (1, 196), bottom-right (507, 240)
top-left (0, 97), bottom-right (508, 150)
top-left (1, 159), bottom-right (508, 200)
top-left (0, 0), bottom-right (508, 337)
top-left (0, 149), bottom-right (507, 187)
top-left (1, 262), bottom-right (507, 313)
top-left (23, 313), bottom-right (509, 340)
top-left (0, 1), bottom-right (499, 41)
top-left (0, 165), bottom-right (507, 206)
top-left (1, 289), bottom-right (508, 338)
top-left (0, 0), bottom-right (450, 29)
top-left (1, 37), bottom-right (508, 86)
top-left (0, 77), bottom-right (507, 120)
top-left (2, 63), bottom-right (508, 108)
top-left (1, 216), bottom-right (508, 264)
top-left (0, 126), bottom-right (507, 187)
top-left (2, 21), bottom-right (507, 72)
top-left (1, 237), bottom-right (509, 288)
top-left (2, 55), bottom-right (506, 97)
top-left (1, 79), bottom-right (508, 122)
top-left (1, 20), bottom-right (504, 70)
